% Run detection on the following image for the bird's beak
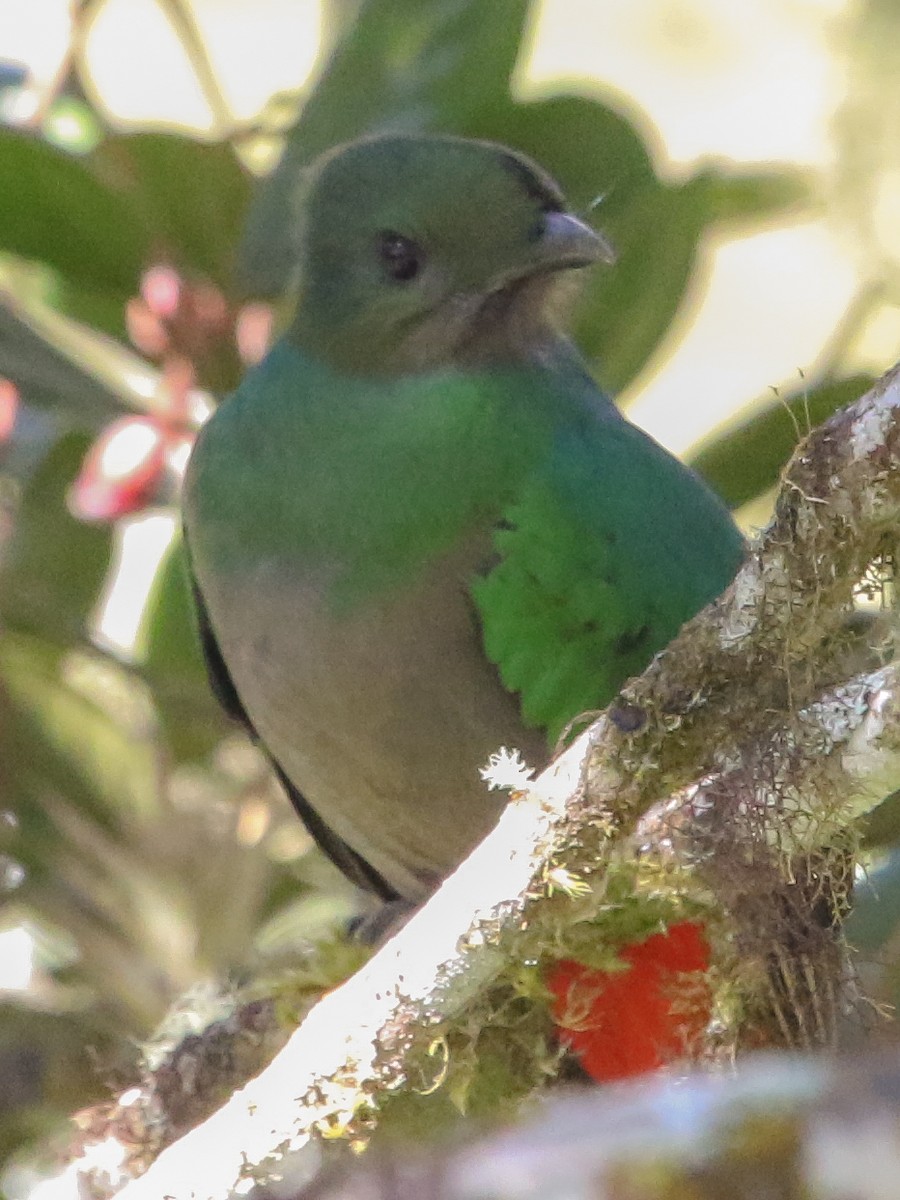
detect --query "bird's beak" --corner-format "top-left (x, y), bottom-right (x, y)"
top-left (536, 211), bottom-right (616, 270)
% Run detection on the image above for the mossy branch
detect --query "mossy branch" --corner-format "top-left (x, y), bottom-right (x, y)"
top-left (65, 363), bottom-right (900, 1200)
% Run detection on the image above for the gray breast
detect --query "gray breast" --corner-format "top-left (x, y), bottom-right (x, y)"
top-left (198, 534), bottom-right (548, 901)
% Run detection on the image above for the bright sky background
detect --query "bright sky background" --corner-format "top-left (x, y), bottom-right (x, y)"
top-left (0, 0), bottom-right (886, 648)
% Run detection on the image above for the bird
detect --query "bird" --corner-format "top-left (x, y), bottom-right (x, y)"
top-left (182, 135), bottom-right (746, 1072)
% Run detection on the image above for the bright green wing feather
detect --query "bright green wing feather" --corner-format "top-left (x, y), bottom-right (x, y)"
top-left (473, 378), bottom-right (746, 741)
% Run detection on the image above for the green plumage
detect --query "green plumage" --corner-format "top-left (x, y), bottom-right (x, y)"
top-left (183, 134), bottom-right (745, 903)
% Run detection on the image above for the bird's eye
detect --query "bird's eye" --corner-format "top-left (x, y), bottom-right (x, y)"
top-left (378, 231), bottom-right (422, 283)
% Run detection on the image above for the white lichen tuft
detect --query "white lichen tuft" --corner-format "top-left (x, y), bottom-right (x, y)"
top-left (480, 746), bottom-right (535, 793)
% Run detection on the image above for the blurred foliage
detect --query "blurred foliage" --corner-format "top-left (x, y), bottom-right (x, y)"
top-left (0, 0), bottom-right (899, 1173)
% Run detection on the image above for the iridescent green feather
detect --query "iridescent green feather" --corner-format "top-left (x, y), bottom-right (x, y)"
top-left (473, 367), bottom-right (745, 740)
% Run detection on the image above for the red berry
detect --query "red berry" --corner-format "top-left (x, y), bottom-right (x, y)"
top-left (547, 921), bottom-right (711, 1082)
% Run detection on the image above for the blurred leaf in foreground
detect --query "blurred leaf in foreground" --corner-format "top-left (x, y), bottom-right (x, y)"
top-left (690, 374), bottom-right (877, 509)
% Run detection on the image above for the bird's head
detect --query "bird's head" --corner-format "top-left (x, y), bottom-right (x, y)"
top-left (289, 134), bottom-right (613, 375)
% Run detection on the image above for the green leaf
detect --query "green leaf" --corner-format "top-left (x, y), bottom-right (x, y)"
top-left (90, 134), bottom-right (252, 288)
top-left (0, 125), bottom-right (249, 313)
top-left (239, 0), bottom-right (530, 294)
top-left (0, 128), bottom-right (147, 294)
top-left (48, 277), bottom-right (130, 343)
top-left (0, 431), bottom-right (112, 643)
top-left (297, 0), bottom-right (527, 139)
top-left (462, 94), bottom-right (655, 213)
top-left (689, 374), bottom-right (875, 509)
top-left (139, 534), bottom-right (229, 760)
top-left (702, 166), bottom-right (814, 226)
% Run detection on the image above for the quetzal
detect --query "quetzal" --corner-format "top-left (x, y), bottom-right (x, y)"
top-left (182, 134), bottom-right (745, 1078)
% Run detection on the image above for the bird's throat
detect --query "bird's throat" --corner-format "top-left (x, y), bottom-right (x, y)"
top-left (454, 271), bottom-right (579, 368)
